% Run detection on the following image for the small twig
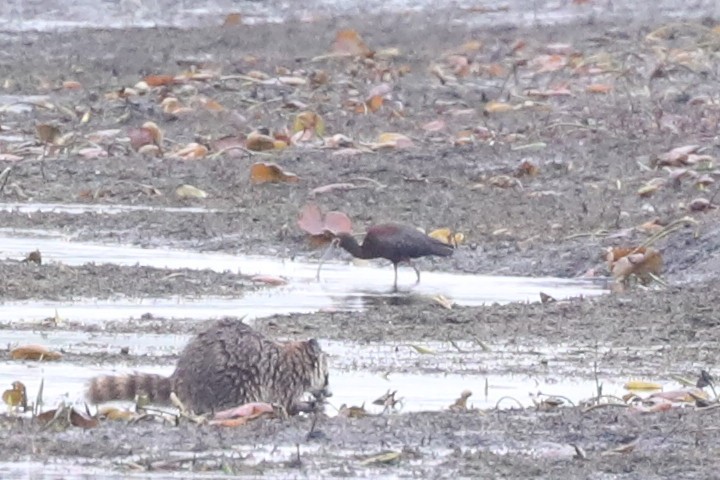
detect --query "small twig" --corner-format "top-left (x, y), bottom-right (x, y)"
top-left (310, 52), bottom-right (356, 62)
top-left (494, 396), bottom-right (525, 410)
top-left (564, 230), bottom-right (609, 241)
top-left (536, 393), bottom-right (576, 407)
top-left (347, 176), bottom-right (386, 189)
top-left (637, 216), bottom-right (700, 251)
top-left (208, 145), bottom-right (270, 160)
top-left (0, 166), bottom-right (11, 194)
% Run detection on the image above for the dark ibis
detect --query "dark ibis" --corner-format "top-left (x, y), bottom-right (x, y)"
top-left (317, 223), bottom-right (454, 288)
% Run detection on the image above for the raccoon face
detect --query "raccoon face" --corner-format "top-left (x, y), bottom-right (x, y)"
top-left (307, 339), bottom-right (331, 399)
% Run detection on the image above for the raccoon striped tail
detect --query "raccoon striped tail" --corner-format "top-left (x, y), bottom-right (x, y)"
top-left (87, 373), bottom-right (172, 405)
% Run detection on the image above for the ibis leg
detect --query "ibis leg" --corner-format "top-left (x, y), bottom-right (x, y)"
top-left (407, 260), bottom-right (421, 285)
top-left (393, 262), bottom-right (399, 290)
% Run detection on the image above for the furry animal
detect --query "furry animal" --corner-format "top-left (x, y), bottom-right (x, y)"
top-left (87, 319), bottom-right (329, 415)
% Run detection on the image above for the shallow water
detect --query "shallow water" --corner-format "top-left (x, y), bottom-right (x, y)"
top-left (0, 0), bottom-right (717, 34)
top-left (0, 202), bottom-right (219, 215)
top-left (0, 232), bottom-right (606, 317)
top-left (0, 355), bottom-right (660, 416)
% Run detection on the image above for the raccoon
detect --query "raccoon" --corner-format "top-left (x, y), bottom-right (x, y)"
top-left (87, 319), bottom-right (330, 415)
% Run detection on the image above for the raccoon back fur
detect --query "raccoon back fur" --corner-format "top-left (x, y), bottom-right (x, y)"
top-left (87, 319), bottom-right (329, 414)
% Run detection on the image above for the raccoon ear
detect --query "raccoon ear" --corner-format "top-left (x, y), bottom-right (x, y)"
top-left (307, 339), bottom-right (321, 352)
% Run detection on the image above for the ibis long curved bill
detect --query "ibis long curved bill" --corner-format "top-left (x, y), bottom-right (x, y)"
top-left (316, 237), bottom-right (341, 281)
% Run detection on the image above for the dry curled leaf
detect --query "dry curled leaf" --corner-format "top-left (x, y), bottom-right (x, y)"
top-left (484, 101), bottom-right (514, 113)
top-left (222, 12), bottom-right (243, 27)
top-left (35, 124), bottom-right (61, 144)
top-left (607, 246), bottom-right (663, 284)
top-left (432, 295), bottom-right (454, 310)
top-left (144, 74), bottom-right (176, 87)
top-left (360, 451), bottom-right (401, 466)
top-left (655, 145), bottom-right (700, 167)
top-left (250, 162), bottom-right (300, 184)
top-left (371, 132), bottom-right (414, 150)
top-left (245, 131), bottom-right (279, 151)
top-left (98, 406), bottom-right (138, 421)
top-left (637, 178), bottom-right (666, 197)
top-left (624, 380), bottom-right (662, 391)
top-left (173, 142), bottom-right (208, 160)
top-left (175, 184), bottom-right (208, 199)
top-left (409, 344), bottom-right (436, 355)
top-left (10, 344), bottom-right (62, 361)
top-left (689, 197), bottom-right (716, 212)
top-left (250, 275), bottom-right (288, 286)
top-left (297, 204), bottom-right (352, 238)
top-left (128, 122), bottom-right (163, 151)
top-left (2, 381), bottom-right (27, 410)
top-left (428, 228), bottom-right (464, 247)
top-left (449, 390), bottom-right (472, 412)
top-left (338, 403), bottom-right (368, 418)
top-left (585, 83), bottom-right (613, 94)
top-left (292, 111), bottom-right (325, 137)
top-left (332, 29), bottom-right (373, 57)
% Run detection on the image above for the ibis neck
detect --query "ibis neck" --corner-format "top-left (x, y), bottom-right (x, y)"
top-left (340, 237), bottom-right (372, 259)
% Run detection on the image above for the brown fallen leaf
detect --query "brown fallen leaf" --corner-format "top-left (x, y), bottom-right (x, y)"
top-left (689, 197), bottom-right (716, 212)
top-left (128, 122), bottom-right (163, 152)
top-left (23, 250), bottom-right (42, 265)
top-left (98, 406), bottom-right (138, 421)
top-left (332, 29), bottom-right (373, 57)
top-left (250, 162), bottom-right (300, 184)
top-left (144, 74), bottom-right (176, 87)
top-left (338, 403), bottom-right (368, 418)
top-left (250, 275), bottom-right (288, 286)
top-left (449, 390), bottom-right (472, 411)
top-left (607, 247), bottom-right (663, 284)
top-left (637, 178), bottom-right (666, 197)
top-left (222, 12), bottom-right (243, 27)
top-left (245, 131), bottom-right (279, 152)
top-left (655, 145), bottom-right (700, 167)
top-left (173, 142), bottom-right (208, 160)
top-left (360, 451), bottom-right (401, 466)
top-left (10, 344), bottom-right (62, 361)
top-left (36, 406), bottom-right (99, 429)
top-left (586, 83), bottom-right (613, 94)
top-left (292, 111), bottom-right (325, 137)
top-left (36, 124), bottom-right (61, 144)
top-left (539, 292), bottom-right (556, 304)
top-left (2, 381), bottom-right (27, 410)
top-left (484, 101), bottom-right (514, 113)
top-left (209, 402), bottom-right (276, 427)
top-left (297, 203), bottom-right (325, 236)
top-left (310, 183), bottom-right (358, 197)
top-left (422, 119), bottom-right (447, 132)
top-left (370, 132), bottom-right (414, 150)
top-left (322, 211), bottom-right (353, 236)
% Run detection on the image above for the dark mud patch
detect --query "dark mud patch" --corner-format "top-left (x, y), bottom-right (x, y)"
top-left (0, 259), bottom-right (254, 301)
top-left (1, 405), bottom-right (717, 479)
top-left (1, 11), bottom-right (720, 281)
top-left (1, 6), bottom-right (720, 480)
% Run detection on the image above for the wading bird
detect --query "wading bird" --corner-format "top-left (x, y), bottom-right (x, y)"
top-left (317, 223), bottom-right (454, 289)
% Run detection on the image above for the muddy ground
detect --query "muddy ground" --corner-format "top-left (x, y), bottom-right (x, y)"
top-left (1, 5), bottom-right (720, 479)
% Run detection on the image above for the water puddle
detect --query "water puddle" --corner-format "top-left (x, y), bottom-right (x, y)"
top-left (0, 334), bottom-right (676, 416)
top-left (0, 358), bottom-right (661, 416)
top-left (0, 233), bottom-right (607, 318)
top-left (0, 0), bottom-right (716, 34)
top-left (0, 202), bottom-right (220, 215)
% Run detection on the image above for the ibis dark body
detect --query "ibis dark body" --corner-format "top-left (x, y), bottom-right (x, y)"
top-left (335, 223), bottom-right (454, 288)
